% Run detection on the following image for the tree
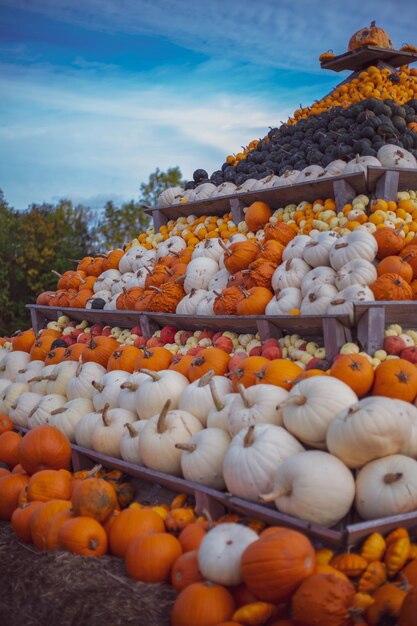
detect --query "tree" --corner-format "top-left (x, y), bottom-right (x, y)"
top-left (0, 191), bottom-right (19, 334)
top-left (139, 166), bottom-right (185, 208)
top-left (93, 199), bottom-right (150, 251)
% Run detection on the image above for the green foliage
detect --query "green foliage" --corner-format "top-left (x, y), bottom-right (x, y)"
top-left (139, 166), bottom-right (185, 208)
top-left (93, 200), bottom-right (149, 251)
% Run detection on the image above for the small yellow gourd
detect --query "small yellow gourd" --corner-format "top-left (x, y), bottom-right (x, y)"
top-left (360, 532), bottom-right (386, 562)
top-left (352, 592), bottom-right (375, 611)
top-left (385, 527), bottom-right (409, 546)
top-left (232, 601), bottom-right (277, 626)
top-left (316, 564), bottom-right (350, 582)
top-left (384, 536), bottom-right (411, 577)
top-left (315, 547), bottom-right (334, 566)
top-left (331, 553), bottom-right (368, 577)
top-left (358, 561), bottom-right (387, 593)
top-left (408, 543), bottom-right (417, 560)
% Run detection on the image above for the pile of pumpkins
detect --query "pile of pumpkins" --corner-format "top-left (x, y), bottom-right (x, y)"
top-left (1, 423), bottom-right (417, 626)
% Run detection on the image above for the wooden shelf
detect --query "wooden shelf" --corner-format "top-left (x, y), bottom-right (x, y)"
top-left (320, 46), bottom-right (417, 72)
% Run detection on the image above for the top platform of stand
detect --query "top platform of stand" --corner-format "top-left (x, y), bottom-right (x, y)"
top-left (320, 45), bottom-right (417, 72)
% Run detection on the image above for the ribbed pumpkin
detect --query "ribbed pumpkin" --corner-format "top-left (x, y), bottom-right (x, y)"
top-left (27, 469), bottom-right (73, 503)
top-left (348, 21), bottom-right (393, 50)
top-left (366, 581), bottom-right (409, 625)
top-left (135, 347), bottom-right (173, 372)
top-left (109, 508), bottom-right (166, 557)
top-left (372, 358), bottom-right (417, 402)
top-left (71, 477), bottom-right (117, 523)
top-left (11, 329), bottom-right (36, 353)
top-left (236, 287), bottom-right (273, 316)
top-left (58, 516), bottom-right (108, 556)
top-left (400, 247), bottom-right (417, 279)
top-left (241, 528), bottom-right (316, 603)
top-left (377, 255), bottom-right (414, 283)
top-left (11, 501), bottom-right (44, 543)
top-left (169, 355), bottom-right (194, 379)
top-left (371, 273), bottom-right (413, 301)
top-left (264, 222), bottom-right (296, 246)
top-left (82, 336), bottom-right (119, 367)
top-left (242, 259), bottom-right (276, 289)
top-left (245, 201), bottom-right (272, 232)
top-left (18, 425), bottom-right (72, 475)
top-left (188, 348), bottom-right (230, 382)
top-left (0, 414), bottom-right (13, 434)
top-left (178, 521), bottom-right (209, 553)
top-left (222, 241), bottom-right (260, 274)
top-left (30, 499), bottom-right (72, 549)
top-left (126, 532), bottom-right (183, 582)
top-left (255, 360), bottom-right (303, 390)
top-left (171, 582), bottom-right (236, 626)
top-left (291, 573), bottom-right (356, 626)
top-left (399, 586), bottom-right (417, 626)
top-left (0, 431), bottom-right (22, 468)
top-left (256, 240), bottom-right (285, 264)
top-left (374, 227), bottom-right (405, 259)
top-left (214, 287), bottom-right (243, 315)
top-left (107, 346), bottom-right (142, 373)
top-left (171, 550), bottom-right (205, 591)
top-left (0, 473), bottom-right (29, 520)
top-left (330, 354), bottom-right (374, 398)
top-left (230, 356), bottom-right (269, 391)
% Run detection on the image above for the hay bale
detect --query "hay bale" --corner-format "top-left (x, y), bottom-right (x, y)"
top-left (0, 522), bottom-right (176, 626)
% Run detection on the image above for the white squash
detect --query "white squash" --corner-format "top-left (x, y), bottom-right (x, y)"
top-left (343, 155), bottom-right (381, 175)
top-left (0, 379), bottom-right (10, 397)
top-left (335, 259), bottom-right (377, 290)
top-left (282, 235), bottom-right (311, 261)
top-left (111, 273), bottom-right (133, 295)
top-left (118, 372), bottom-right (150, 415)
top-left (0, 351), bottom-right (30, 381)
top-left (261, 450), bottom-right (355, 527)
top-left (198, 523), bottom-right (258, 586)
top-left (74, 408), bottom-right (107, 449)
top-left (206, 380), bottom-right (237, 430)
top-left (355, 454), bottom-right (417, 520)
top-left (271, 258), bottom-right (311, 291)
top-left (120, 421), bottom-right (148, 464)
top-left (265, 287), bottom-right (302, 316)
top-left (184, 258), bottom-right (219, 293)
top-left (236, 178), bottom-right (258, 193)
top-left (93, 269), bottom-right (121, 292)
top-left (45, 361), bottom-right (79, 396)
top-left (0, 382), bottom-right (30, 415)
top-left (302, 231), bottom-right (341, 267)
top-left (211, 182), bottom-right (237, 196)
top-left (192, 239), bottom-right (224, 263)
top-left (227, 384), bottom-right (288, 436)
top-left (377, 145), bottom-right (417, 169)
top-left (223, 424), bottom-right (304, 501)
top-left (66, 361), bottom-right (107, 400)
top-left (139, 401), bottom-right (203, 475)
top-left (49, 398), bottom-right (94, 442)
top-left (177, 428), bottom-right (231, 489)
top-left (135, 369), bottom-right (189, 420)
top-left (157, 236), bottom-right (187, 260)
top-left (176, 289), bottom-right (209, 315)
top-left (130, 249), bottom-right (157, 271)
top-left (301, 266), bottom-right (337, 298)
top-left (86, 291), bottom-right (113, 307)
top-left (194, 182), bottom-right (216, 200)
top-left (329, 229), bottom-right (377, 270)
top-left (178, 371), bottom-right (233, 426)
top-left (208, 268), bottom-right (230, 292)
top-left (126, 268), bottom-right (148, 289)
top-left (300, 283), bottom-right (338, 315)
top-left (326, 396), bottom-right (411, 468)
top-left (327, 285), bottom-right (375, 323)
top-left (275, 170), bottom-right (300, 186)
top-left (28, 394), bottom-right (67, 428)
top-left (9, 392), bottom-right (42, 427)
top-left (296, 165), bottom-right (325, 182)
top-left (91, 405), bottom-right (137, 458)
top-left (14, 360), bottom-right (45, 384)
top-left (324, 159), bottom-right (346, 177)
top-left (157, 186), bottom-right (185, 208)
top-left (29, 364), bottom-right (56, 395)
top-left (92, 370), bottom-right (130, 411)
top-left (195, 291), bottom-right (217, 315)
top-left (282, 376), bottom-right (358, 448)
top-left (252, 174), bottom-right (280, 190)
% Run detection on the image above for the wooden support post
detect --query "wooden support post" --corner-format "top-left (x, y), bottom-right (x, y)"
top-left (139, 314), bottom-right (161, 338)
top-left (152, 209), bottom-right (168, 232)
top-left (356, 306), bottom-right (385, 354)
top-left (333, 179), bottom-right (357, 211)
top-left (256, 319), bottom-right (283, 341)
top-left (322, 318), bottom-right (352, 362)
top-left (71, 449), bottom-right (96, 472)
top-left (230, 198), bottom-right (245, 224)
top-left (375, 170), bottom-right (400, 202)
top-left (30, 308), bottom-right (47, 335)
top-left (194, 491), bottom-right (226, 520)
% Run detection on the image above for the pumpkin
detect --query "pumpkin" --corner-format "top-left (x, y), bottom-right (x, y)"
top-left (302, 231), bottom-right (340, 268)
top-left (330, 229), bottom-right (377, 271)
top-left (371, 272), bottom-right (413, 300)
top-left (378, 145), bottom-right (417, 169)
top-left (135, 347), bottom-right (173, 372)
top-left (30, 499), bottom-right (72, 549)
top-left (0, 473), bottom-right (29, 520)
top-left (214, 287), bottom-right (244, 315)
top-left (377, 255), bottom-right (414, 283)
top-left (109, 508), bottom-right (165, 557)
top-left (399, 586), bottom-right (417, 626)
top-left (330, 553), bottom-right (368, 578)
top-left (107, 346), bottom-right (142, 373)
top-left (11, 501), bottom-right (44, 543)
top-left (178, 521), bottom-right (209, 553)
top-left (375, 226), bottom-right (406, 260)
top-left (257, 240), bottom-right (284, 264)
top-left (358, 561), bottom-right (387, 594)
top-left (241, 527), bottom-right (316, 603)
top-left (188, 348), bottom-right (230, 382)
top-left (330, 354), bottom-right (374, 398)
top-left (229, 356), bottom-right (268, 391)
top-left (348, 21), bottom-right (394, 50)
top-left (372, 358), bottom-right (417, 401)
top-left (222, 241), bottom-right (259, 274)
top-left (366, 581), bottom-right (409, 625)
top-left (184, 257), bottom-right (219, 293)
top-left (135, 369), bottom-right (189, 419)
top-left (125, 532), bottom-right (182, 582)
top-left (177, 428), bottom-right (230, 490)
top-left (90, 405), bottom-right (136, 458)
top-left (27, 469), bottom-right (73, 503)
top-left (82, 336), bottom-right (119, 368)
top-left (171, 582), bottom-right (236, 626)
top-left (335, 258), bottom-right (377, 290)
top-left (232, 602), bottom-right (277, 626)
top-left (292, 574), bottom-right (355, 626)
top-left (242, 259), bottom-right (276, 290)
top-left (385, 535), bottom-right (411, 577)
top-left (0, 430), bottom-right (22, 468)
top-left (71, 477), bottom-right (117, 523)
top-left (171, 549), bottom-right (205, 592)
top-left (18, 425), bottom-right (72, 476)
top-left (245, 202), bottom-right (272, 233)
top-left (403, 559), bottom-right (417, 588)
top-left (236, 287), bottom-right (273, 316)
top-left (228, 384), bottom-right (288, 436)
top-left (254, 359), bottom-right (303, 390)
top-left (45, 509), bottom-right (75, 550)
top-left (272, 258), bottom-right (311, 291)
top-left (11, 329), bottom-right (36, 353)
top-left (360, 532), bottom-right (386, 563)
top-left (264, 222), bottom-right (296, 246)
top-left (58, 516), bottom-right (108, 556)
top-left (301, 266), bottom-right (336, 297)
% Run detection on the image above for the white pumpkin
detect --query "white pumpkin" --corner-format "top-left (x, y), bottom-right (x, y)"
top-left (0, 382), bottom-right (30, 415)
top-left (397, 400), bottom-right (417, 458)
top-left (326, 396), bottom-right (411, 468)
top-left (275, 170), bottom-right (300, 186)
top-left (282, 376), bottom-right (358, 448)
top-left (29, 365), bottom-right (56, 395)
top-left (9, 392), bottom-right (42, 427)
top-left (92, 370), bottom-right (130, 411)
top-left (206, 384), bottom-right (237, 430)
top-left (45, 361), bottom-right (79, 396)
top-left (91, 405), bottom-right (137, 458)
top-left (227, 384), bottom-right (288, 436)
top-left (126, 267), bottom-right (148, 289)
top-left (118, 245), bottom-right (147, 273)
top-left (178, 371), bottom-right (233, 426)
top-left (86, 291), bottom-right (113, 307)
top-left (343, 155), bottom-right (381, 175)
top-left (28, 394), bottom-right (67, 428)
top-left (208, 268), bottom-right (230, 292)
top-left (198, 523), bottom-right (258, 586)
top-left (184, 258), bottom-right (219, 294)
top-left (130, 249), bottom-right (157, 271)
top-left (377, 145), bottom-right (417, 169)
top-left (135, 369), bottom-right (189, 420)
top-left (103, 294), bottom-right (120, 310)
top-left (49, 398), bottom-right (94, 442)
top-left (194, 182), bottom-right (216, 200)
top-left (252, 174), bottom-right (280, 190)
top-left (355, 454), bottom-right (417, 520)
top-left (327, 285), bottom-right (375, 323)
top-left (120, 421), bottom-right (148, 464)
top-left (329, 229), bottom-right (377, 270)
top-left (157, 186), bottom-right (185, 208)
top-left (0, 350), bottom-right (10, 378)
top-left (296, 165), bottom-right (325, 182)
top-left (261, 450), bottom-right (355, 527)
top-left (301, 266), bottom-right (337, 297)
top-left (302, 231), bottom-right (341, 267)
top-left (156, 236), bottom-right (186, 260)
top-left (0, 351), bottom-right (30, 381)
top-left (324, 159), bottom-right (347, 177)
top-left (176, 289), bottom-right (209, 315)
top-left (265, 287), bottom-right (302, 316)
top-left (211, 182), bottom-right (237, 196)
top-left (93, 269), bottom-right (121, 292)
top-left (282, 235), bottom-right (311, 261)
top-left (271, 258), bottom-right (311, 291)
top-left (119, 372), bottom-right (150, 415)
top-left (192, 239), bottom-right (224, 263)
top-left (235, 178), bottom-right (258, 193)
top-left (335, 259), bottom-right (377, 290)
top-left (300, 283), bottom-right (338, 315)
top-left (14, 360), bottom-right (45, 384)
top-left (223, 424), bottom-right (304, 501)
top-left (139, 401), bottom-right (203, 475)
top-left (0, 379), bottom-right (10, 397)
top-left (111, 273), bottom-right (133, 295)
top-left (177, 428), bottom-right (231, 489)
top-left (195, 291), bottom-right (217, 316)
top-left (74, 408), bottom-right (107, 449)
top-left (66, 361), bottom-right (107, 400)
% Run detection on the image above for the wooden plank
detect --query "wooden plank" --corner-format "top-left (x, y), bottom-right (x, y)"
top-left (152, 209), bottom-right (168, 232)
top-left (194, 492), bottom-right (226, 519)
top-left (356, 306), bottom-right (385, 354)
top-left (333, 179), bottom-right (356, 210)
top-left (322, 318), bottom-right (352, 362)
top-left (230, 197), bottom-right (245, 225)
top-left (320, 46), bottom-right (417, 72)
top-left (139, 315), bottom-right (160, 338)
top-left (256, 320), bottom-right (282, 341)
top-left (367, 167), bottom-right (417, 195)
top-left (30, 308), bottom-right (47, 335)
top-left (375, 170), bottom-right (400, 202)
top-left (354, 301), bottom-right (417, 327)
top-left (346, 510), bottom-right (417, 547)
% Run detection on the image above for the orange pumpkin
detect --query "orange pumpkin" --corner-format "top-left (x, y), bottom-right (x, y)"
top-left (254, 359), bottom-right (303, 390)
top-left (232, 602), bottom-right (278, 625)
top-left (348, 21), bottom-right (394, 50)
top-left (135, 346), bottom-right (173, 372)
top-left (330, 553), bottom-right (368, 578)
top-left (358, 561), bottom-right (387, 594)
top-left (27, 469), bottom-right (73, 502)
top-left (214, 287), bottom-right (244, 315)
top-left (230, 356), bottom-right (269, 391)
top-left (400, 247), bottom-right (417, 279)
top-left (399, 586), bottom-right (417, 626)
top-left (372, 358), bottom-right (417, 402)
top-left (236, 286), bottom-right (273, 316)
top-left (256, 240), bottom-right (284, 264)
top-left (11, 328), bottom-right (36, 353)
top-left (165, 507), bottom-right (196, 534)
top-left (222, 241), bottom-right (260, 274)
top-left (377, 254), bottom-right (414, 283)
top-left (178, 521), bottom-right (209, 553)
top-left (264, 222), bottom-right (296, 246)
top-left (107, 345), bottom-right (142, 373)
top-left (0, 473), bottom-right (29, 520)
top-left (242, 259), bottom-right (276, 290)
top-left (108, 508), bottom-right (165, 558)
top-left (371, 273), bottom-right (413, 300)
top-left (0, 467), bottom-right (10, 478)
top-left (330, 354), bottom-right (374, 398)
top-left (169, 355), bottom-right (194, 379)
top-left (44, 347), bottom-right (66, 366)
top-left (374, 226), bottom-right (405, 259)
top-left (366, 581), bottom-right (409, 625)
top-left (71, 477), bottom-right (117, 523)
top-left (45, 509), bottom-right (75, 550)
top-left (402, 559), bottom-right (417, 587)
top-left (171, 581), bottom-right (235, 626)
top-left (171, 549), bottom-right (205, 591)
top-left (62, 343), bottom-right (86, 361)
top-left (0, 430), bottom-right (22, 468)
top-left (0, 414), bottom-right (13, 434)
top-left (18, 425), bottom-right (72, 475)
top-left (245, 202), bottom-right (272, 233)
top-left (11, 500), bottom-right (44, 543)
top-left (58, 516), bottom-right (108, 556)
top-left (291, 574), bottom-right (355, 626)
top-left (188, 348), bottom-right (230, 382)
top-left (102, 249), bottom-right (124, 271)
top-left (82, 336), bottom-right (119, 368)
top-left (125, 532), bottom-right (183, 582)
top-left (241, 528), bottom-right (316, 603)
top-left (30, 499), bottom-right (72, 550)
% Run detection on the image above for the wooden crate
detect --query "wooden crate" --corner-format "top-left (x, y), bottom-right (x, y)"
top-left (320, 46), bottom-right (417, 72)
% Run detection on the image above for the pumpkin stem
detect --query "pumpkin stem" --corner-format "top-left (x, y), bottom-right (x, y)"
top-left (92, 381), bottom-right (104, 392)
top-left (75, 358), bottom-right (83, 377)
top-left (175, 443), bottom-right (197, 452)
top-left (335, 242), bottom-right (349, 249)
top-left (243, 425), bottom-right (255, 447)
top-left (139, 369), bottom-right (160, 381)
top-left (238, 384), bottom-right (253, 408)
top-left (285, 259), bottom-right (292, 271)
top-left (281, 395), bottom-right (306, 408)
top-left (28, 402), bottom-right (41, 418)
top-left (144, 265), bottom-right (153, 274)
top-left (330, 298), bottom-right (346, 305)
top-left (370, 20), bottom-right (376, 27)
top-left (305, 240), bottom-right (318, 248)
top-left (209, 379), bottom-right (224, 411)
top-left (157, 399), bottom-right (172, 434)
top-left (125, 423), bottom-right (138, 438)
top-left (28, 376), bottom-right (43, 383)
top-left (383, 472), bottom-right (403, 484)
top-left (101, 403), bottom-right (111, 426)
top-left (51, 270), bottom-right (62, 278)
top-left (86, 464), bottom-right (103, 478)
top-left (120, 382), bottom-right (138, 391)
top-left (69, 259), bottom-right (82, 263)
top-left (239, 286), bottom-right (251, 298)
top-left (149, 286), bottom-right (162, 293)
top-left (198, 369), bottom-right (215, 387)
top-left (10, 403), bottom-right (17, 410)
top-left (402, 253), bottom-right (414, 263)
top-left (259, 487), bottom-right (289, 503)
top-left (219, 239), bottom-right (232, 256)
top-left (44, 374), bottom-right (58, 381)
top-left (50, 407), bottom-right (66, 416)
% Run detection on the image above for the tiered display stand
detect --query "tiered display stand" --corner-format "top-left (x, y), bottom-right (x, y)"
top-left (22, 46), bottom-right (417, 548)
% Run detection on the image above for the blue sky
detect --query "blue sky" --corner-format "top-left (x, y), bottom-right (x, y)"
top-left (0, 0), bottom-right (416, 210)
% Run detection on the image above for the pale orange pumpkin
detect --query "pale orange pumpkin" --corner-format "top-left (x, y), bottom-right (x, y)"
top-left (171, 549), bottom-right (205, 592)
top-left (58, 516), bottom-right (108, 556)
top-left (171, 581), bottom-right (236, 626)
top-left (372, 358), bottom-right (417, 402)
top-left (245, 202), bottom-right (272, 233)
top-left (125, 532), bottom-right (183, 582)
top-left (330, 354), bottom-right (374, 398)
